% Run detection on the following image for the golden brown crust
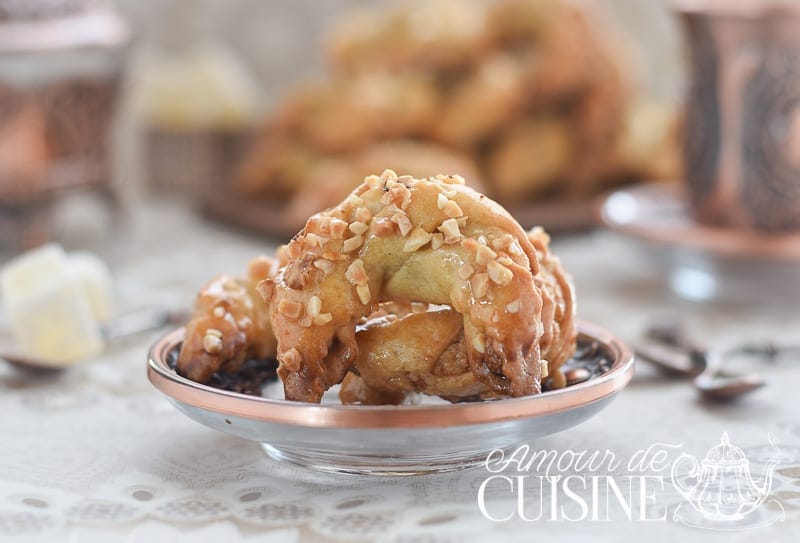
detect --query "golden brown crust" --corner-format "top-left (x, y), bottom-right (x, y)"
top-left (265, 171), bottom-right (554, 403)
top-left (176, 256), bottom-right (278, 384)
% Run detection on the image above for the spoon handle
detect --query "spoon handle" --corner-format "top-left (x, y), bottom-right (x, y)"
top-left (100, 307), bottom-right (189, 341)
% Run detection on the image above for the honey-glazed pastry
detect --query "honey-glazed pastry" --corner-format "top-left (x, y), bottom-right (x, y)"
top-left (264, 170), bottom-right (555, 403)
top-left (335, 227), bottom-right (576, 405)
top-left (326, 0), bottom-right (488, 74)
top-left (487, 117), bottom-right (573, 201)
top-left (176, 256), bottom-right (278, 383)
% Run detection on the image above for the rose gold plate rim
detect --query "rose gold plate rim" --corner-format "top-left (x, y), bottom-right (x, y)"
top-left (598, 183), bottom-right (800, 262)
top-left (147, 320), bottom-right (634, 430)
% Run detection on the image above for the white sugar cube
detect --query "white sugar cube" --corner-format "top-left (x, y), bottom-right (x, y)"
top-left (67, 251), bottom-right (114, 322)
top-left (1, 244), bottom-right (106, 365)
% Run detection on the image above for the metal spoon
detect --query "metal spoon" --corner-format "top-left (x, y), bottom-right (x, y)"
top-left (1, 306), bottom-right (187, 372)
top-left (637, 321), bottom-right (768, 401)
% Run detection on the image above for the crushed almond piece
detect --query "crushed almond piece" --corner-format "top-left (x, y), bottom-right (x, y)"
top-left (305, 233), bottom-right (325, 248)
top-left (313, 259), bottom-right (334, 275)
top-left (458, 263), bottom-right (475, 280)
top-left (391, 213), bottom-right (413, 236)
top-left (283, 348), bottom-right (302, 371)
top-left (380, 169), bottom-right (398, 183)
top-left (277, 299), bottom-right (303, 319)
top-left (300, 316), bottom-right (313, 328)
top-left (213, 306), bottom-right (225, 318)
top-left (307, 295), bottom-right (322, 317)
top-left (314, 313), bottom-right (333, 326)
top-left (238, 317), bottom-right (252, 329)
top-left (398, 174), bottom-right (414, 183)
top-left (461, 237), bottom-right (479, 252)
top-left (403, 227), bottom-right (432, 252)
top-left (472, 333), bottom-right (486, 354)
top-left (319, 216), bottom-right (332, 236)
top-left (287, 241), bottom-right (302, 259)
top-left (349, 221), bottom-right (369, 235)
top-left (355, 207), bottom-right (372, 223)
top-left (345, 259), bottom-right (368, 285)
top-left (491, 235), bottom-right (514, 251)
top-left (256, 278), bottom-right (275, 300)
top-left (471, 273), bottom-right (490, 299)
top-left (342, 235), bottom-right (364, 252)
top-left (438, 218), bottom-right (461, 243)
top-left (437, 193), bottom-right (448, 209)
top-left (506, 300), bottom-right (521, 313)
top-left (430, 233), bottom-right (444, 250)
top-left (203, 332), bottom-right (223, 354)
top-left (373, 218), bottom-right (396, 237)
top-left (476, 244), bottom-right (498, 266)
top-left (329, 218), bottom-right (348, 238)
top-left (356, 284), bottom-right (371, 305)
top-left (487, 260), bottom-right (513, 285)
top-left (442, 199), bottom-right (463, 218)
top-left (365, 174), bottom-right (381, 188)
top-left (498, 255), bottom-right (514, 267)
top-left (206, 328), bottom-right (222, 338)
top-left (540, 359), bottom-right (549, 378)
top-left (348, 195), bottom-right (364, 207)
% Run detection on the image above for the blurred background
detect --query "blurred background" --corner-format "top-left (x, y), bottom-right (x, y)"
top-left (2, 0), bottom-right (800, 366)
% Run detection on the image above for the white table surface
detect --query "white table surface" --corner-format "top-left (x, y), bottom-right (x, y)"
top-left (1, 201), bottom-right (799, 542)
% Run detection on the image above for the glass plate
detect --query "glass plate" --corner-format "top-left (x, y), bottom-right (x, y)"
top-left (147, 320), bottom-right (633, 475)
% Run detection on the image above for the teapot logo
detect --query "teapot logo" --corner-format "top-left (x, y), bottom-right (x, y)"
top-left (671, 433), bottom-right (784, 529)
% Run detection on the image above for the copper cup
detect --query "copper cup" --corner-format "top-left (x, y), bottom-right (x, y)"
top-left (676, 0), bottom-right (800, 233)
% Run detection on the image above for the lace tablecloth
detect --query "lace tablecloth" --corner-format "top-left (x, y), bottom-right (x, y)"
top-left (1, 203), bottom-right (799, 542)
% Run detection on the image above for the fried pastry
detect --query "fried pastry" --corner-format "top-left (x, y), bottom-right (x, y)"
top-left (176, 256), bottom-right (278, 383)
top-left (264, 170), bottom-right (566, 403)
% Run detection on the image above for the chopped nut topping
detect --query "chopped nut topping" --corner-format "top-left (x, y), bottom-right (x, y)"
top-left (442, 188), bottom-right (457, 198)
top-left (348, 195), bottom-right (364, 208)
top-left (491, 234), bottom-right (514, 251)
top-left (287, 241), bottom-right (302, 259)
top-left (313, 259), bottom-right (335, 275)
top-left (442, 200), bottom-right (463, 218)
top-left (457, 263), bottom-right (475, 280)
top-left (322, 251), bottom-right (347, 261)
top-left (238, 317), bottom-right (252, 329)
top-left (380, 169), bottom-right (398, 183)
top-left (540, 359), bottom-right (549, 378)
top-left (283, 348), bottom-right (302, 371)
top-left (391, 213), bottom-right (413, 236)
top-left (305, 233), bottom-right (325, 248)
top-left (329, 218), bottom-right (348, 239)
top-left (300, 316), bottom-right (313, 328)
top-left (206, 328), bottom-right (222, 338)
top-left (431, 233), bottom-right (444, 250)
top-left (398, 174), bottom-right (414, 184)
top-left (349, 221), bottom-right (369, 235)
top-left (256, 278), bottom-right (275, 300)
top-left (461, 237), bottom-right (479, 252)
top-left (345, 259), bottom-right (368, 285)
top-left (476, 244), bottom-right (497, 266)
top-left (355, 207), bottom-right (372, 223)
top-left (314, 313), bottom-right (333, 326)
top-left (373, 218), bottom-right (396, 237)
top-left (438, 218), bottom-right (461, 244)
top-left (403, 227), bottom-right (432, 252)
top-left (472, 333), bottom-right (486, 354)
top-left (203, 332), bottom-right (223, 354)
top-left (487, 260), bottom-right (513, 286)
top-left (437, 193), bottom-right (448, 209)
top-left (365, 174), bottom-right (382, 189)
top-left (497, 255), bottom-right (514, 267)
top-left (342, 235), bottom-right (364, 252)
top-left (213, 306), bottom-right (225, 318)
top-left (356, 284), bottom-right (371, 305)
top-left (277, 299), bottom-right (303, 319)
top-left (506, 300), bottom-right (521, 313)
top-left (471, 273), bottom-right (490, 299)
top-left (318, 216), bottom-right (332, 236)
top-left (307, 295), bottom-right (322, 317)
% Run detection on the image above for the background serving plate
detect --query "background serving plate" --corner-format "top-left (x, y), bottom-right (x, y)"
top-left (147, 320), bottom-right (634, 475)
top-left (598, 183), bottom-right (800, 303)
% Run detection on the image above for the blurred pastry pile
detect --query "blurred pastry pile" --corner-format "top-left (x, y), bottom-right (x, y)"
top-left (234, 0), bottom-right (679, 230)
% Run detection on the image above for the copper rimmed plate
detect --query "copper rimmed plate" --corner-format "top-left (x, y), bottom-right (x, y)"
top-left (598, 183), bottom-right (800, 302)
top-left (147, 320), bottom-right (633, 475)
